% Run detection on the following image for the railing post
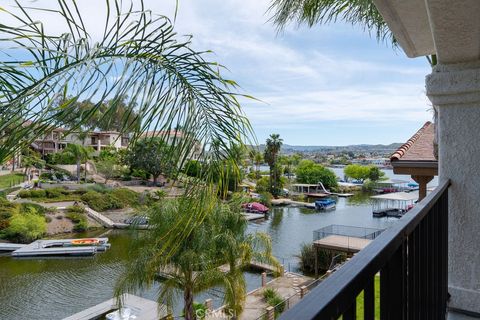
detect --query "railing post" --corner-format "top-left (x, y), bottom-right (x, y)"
top-left (261, 272), bottom-right (267, 287)
top-left (300, 286), bottom-right (307, 299)
top-left (380, 242), bottom-right (406, 320)
top-left (266, 306), bottom-right (275, 320)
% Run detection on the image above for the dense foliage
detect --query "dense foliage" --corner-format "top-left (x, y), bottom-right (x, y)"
top-left (17, 186), bottom-right (141, 212)
top-left (116, 192), bottom-right (278, 320)
top-left (344, 164), bottom-right (385, 183)
top-left (295, 160), bottom-right (338, 189)
top-left (125, 138), bottom-right (175, 184)
top-left (0, 199), bottom-right (47, 243)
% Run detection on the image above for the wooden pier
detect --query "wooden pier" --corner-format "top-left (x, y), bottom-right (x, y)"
top-left (63, 293), bottom-right (166, 320)
top-left (313, 235), bottom-right (372, 254)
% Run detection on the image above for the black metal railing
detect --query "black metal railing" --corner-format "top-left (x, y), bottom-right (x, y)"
top-left (281, 180), bottom-right (449, 320)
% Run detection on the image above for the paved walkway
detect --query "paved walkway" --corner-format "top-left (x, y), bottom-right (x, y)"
top-left (208, 273), bottom-right (314, 320)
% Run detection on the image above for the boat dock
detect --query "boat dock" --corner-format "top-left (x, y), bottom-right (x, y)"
top-left (312, 225), bottom-right (384, 255)
top-left (0, 243), bottom-right (26, 252)
top-left (313, 235), bottom-right (372, 254)
top-left (271, 198), bottom-right (315, 209)
top-left (4, 238), bottom-right (110, 257)
top-left (242, 212), bottom-right (266, 221)
top-left (63, 293), bottom-right (167, 320)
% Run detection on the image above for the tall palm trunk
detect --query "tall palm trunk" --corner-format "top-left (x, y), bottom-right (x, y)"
top-left (184, 286), bottom-right (195, 320)
top-left (76, 159), bottom-right (81, 183)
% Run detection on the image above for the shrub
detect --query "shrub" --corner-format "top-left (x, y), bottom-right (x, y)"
top-left (258, 192), bottom-right (272, 208)
top-left (81, 191), bottom-right (123, 211)
top-left (255, 177), bottom-right (270, 193)
top-left (66, 205), bottom-right (86, 214)
top-left (5, 211), bottom-right (46, 243)
top-left (17, 190), bottom-right (31, 198)
top-left (45, 188), bottom-right (63, 199)
top-left (20, 203), bottom-right (46, 215)
top-left (131, 168), bottom-right (150, 180)
top-left (29, 189), bottom-right (47, 198)
top-left (263, 288), bottom-right (277, 301)
top-left (110, 188), bottom-right (139, 207)
top-left (73, 219), bottom-right (88, 232)
top-left (65, 207), bottom-right (89, 232)
top-left (263, 288), bottom-right (285, 316)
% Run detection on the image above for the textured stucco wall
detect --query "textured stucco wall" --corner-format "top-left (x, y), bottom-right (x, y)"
top-left (427, 62), bottom-right (480, 313)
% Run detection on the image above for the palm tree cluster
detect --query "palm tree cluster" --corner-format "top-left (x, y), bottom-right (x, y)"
top-left (264, 134), bottom-right (284, 196)
top-left (116, 192), bottom-right (278, 320)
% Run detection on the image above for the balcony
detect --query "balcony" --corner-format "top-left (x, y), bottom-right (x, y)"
top-left (281, 180), bottom-right (450, 319)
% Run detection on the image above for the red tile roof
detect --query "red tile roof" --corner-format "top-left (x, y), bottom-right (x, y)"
top-left (390, 121), bottom-right (437, 162)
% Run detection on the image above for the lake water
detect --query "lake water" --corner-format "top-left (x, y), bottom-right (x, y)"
top-left (0, 194), bottom-right (401, 319)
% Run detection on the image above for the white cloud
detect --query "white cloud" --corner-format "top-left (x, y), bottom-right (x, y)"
top-left (3, 0), bottom-right (433, 143)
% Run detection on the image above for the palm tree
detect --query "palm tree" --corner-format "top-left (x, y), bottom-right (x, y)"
top-left (115, 193), bottom-right (220, 320)
top-left (63, 144), bottom-right (93, 183)
top-left (264, 134), bottom-right (283, 196)
top-left (254, 151), bottom-right (264, 172)
top-left (214, 197), bottom-right (280, 319)
top-left (0, 1), bottom-right (253, 261)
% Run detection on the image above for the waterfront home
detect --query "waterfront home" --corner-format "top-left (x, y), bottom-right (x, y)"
top-left (281, 1), bottom-right (480, 319)
top-left (32, 127), bottom-right (129, 155)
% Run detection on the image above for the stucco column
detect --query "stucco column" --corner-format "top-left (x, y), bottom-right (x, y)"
top-left (427, 61), bottom-right (480, 314)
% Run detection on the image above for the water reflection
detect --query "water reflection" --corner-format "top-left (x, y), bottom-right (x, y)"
top-left (0, 192), bottom-right (398, 320)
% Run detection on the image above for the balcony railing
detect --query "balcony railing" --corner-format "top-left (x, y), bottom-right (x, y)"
top-left (281, 180), bottom-right (449, 320)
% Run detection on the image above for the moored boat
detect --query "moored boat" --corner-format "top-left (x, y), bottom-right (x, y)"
top-left (242, 202), bottom-right (269, 214)
top-left (314, 199), bottom-right (336, 210)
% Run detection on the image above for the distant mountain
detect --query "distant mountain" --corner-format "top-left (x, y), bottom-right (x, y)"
top-left (254, 143), bottom-right (403, 155)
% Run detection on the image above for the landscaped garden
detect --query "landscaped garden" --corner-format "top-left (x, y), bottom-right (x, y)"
top-left (0, 173), bottom-right (25, 189)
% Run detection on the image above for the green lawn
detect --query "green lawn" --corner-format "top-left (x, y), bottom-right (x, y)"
top-left (0, 173), bottom-right (25, 189)
top-left (355, 275), bottom-right (380, 319)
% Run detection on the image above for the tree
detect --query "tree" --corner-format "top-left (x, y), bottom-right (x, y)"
top-left (368, 166), bottom-right (385, 182)
top-left (214, 197), bottom-right (280, 319)
top-left (0, 0), bottom-right (252, 188)
top-left (95, 158), bottom-right (121, 184)
top-left (254, 151), bottom-right (264, 172)
top-left (264, 134), bottom-right (283, 196)
top-left (115, 192), bottom-right (278, 320)
top-left (125, 138), bottom-right (174, 185)
top-left (21, 150), bottom-right (45, 183)
top-left (295, 160), bottom-right (338, 189)
top-left (63, 144), bottom-right (94, 183)
top-left (343, 164), bottom-right (371, 182)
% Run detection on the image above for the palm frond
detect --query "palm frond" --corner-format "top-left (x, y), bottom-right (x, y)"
top-left (268, 0), bottom-right (395, 45)
top-left (0, 0), bottom-right (253, 178)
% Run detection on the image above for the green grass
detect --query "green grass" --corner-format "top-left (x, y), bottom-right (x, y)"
top-left (355, 275), bottom-right (380, 319)
top-left (0, 173), bottom-right (25, 189)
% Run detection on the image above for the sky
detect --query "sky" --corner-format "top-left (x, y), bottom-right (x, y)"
top-left (162, 0), bottom-right (433, 146)
top-left (4, 0), bottom-right (433, 146)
